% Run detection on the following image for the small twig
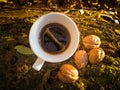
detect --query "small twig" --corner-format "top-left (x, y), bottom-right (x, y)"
top-left (45, 28), bottom-right (65, 49)
top-left (39, 69), bottom-right (52, 90)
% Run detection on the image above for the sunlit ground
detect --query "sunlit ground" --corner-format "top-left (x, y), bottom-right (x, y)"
top-left (0, 2), bottom-right (120, 90)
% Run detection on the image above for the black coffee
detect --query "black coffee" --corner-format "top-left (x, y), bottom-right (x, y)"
top-left (39, 23), bottom-right (70, 54)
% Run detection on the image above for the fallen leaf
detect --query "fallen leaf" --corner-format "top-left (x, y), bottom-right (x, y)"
top-left (115, 29), bottom-right (120, 35)
top-left (21, 33), bottom-right (28, 38)
top-left (0, 0), bottom-right (7, 3)
top-left (14, 45), bottom-right (34, 55)
top-left (64, 10), bottom-right (70, 14)
top-left (117, 42), bottom-right (120, 47)
top-left (4, 36), bottom-right (15, 41)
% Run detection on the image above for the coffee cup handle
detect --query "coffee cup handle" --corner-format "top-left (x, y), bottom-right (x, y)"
top-left (32, 57), bottom-right (45, 71)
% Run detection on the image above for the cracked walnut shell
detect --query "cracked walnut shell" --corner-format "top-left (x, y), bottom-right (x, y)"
top-left (82, 35), bottom-right (101, 49)
top-left (57, 64), bottom-right (78, 83)
top-left (74, 50), bottom-right (88, 69)
top-left (88, 48), bottom-right (105, 64)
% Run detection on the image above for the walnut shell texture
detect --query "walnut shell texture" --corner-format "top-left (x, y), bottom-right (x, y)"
top-left (82, 35), bottom-right (101, 49)
top-left (88, 48), bottom-right (105, 64)
top-left (57, 64), bottom-right (78, 83)
top-left (74, 50), bottom-right (88, 69)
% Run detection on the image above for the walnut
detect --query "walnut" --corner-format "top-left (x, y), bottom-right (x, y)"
top-left (74, 50), bottom-right (88, 69)
top-left (82, 35), bottom-right (101, 49)
top-left (88, 48), bottom-right (105, 64)
top-left (57, 64), bottom-right (78, 83)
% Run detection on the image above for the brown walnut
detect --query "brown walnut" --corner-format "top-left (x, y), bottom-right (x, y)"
top-left (82, 35), bottom-right (101, 49)
top-left (74, 50), bottom-right (88, 69)
top-left (57, 64), bottom-right (78, 83)
top-left (88, 48), bottom-right (105, 64)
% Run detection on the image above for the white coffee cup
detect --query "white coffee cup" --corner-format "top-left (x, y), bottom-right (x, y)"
top-left (29, 12), bottom-right (80, 71)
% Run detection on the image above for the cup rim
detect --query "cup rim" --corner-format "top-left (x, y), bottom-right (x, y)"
top-left (29, 12), bottom-right (80, 63)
